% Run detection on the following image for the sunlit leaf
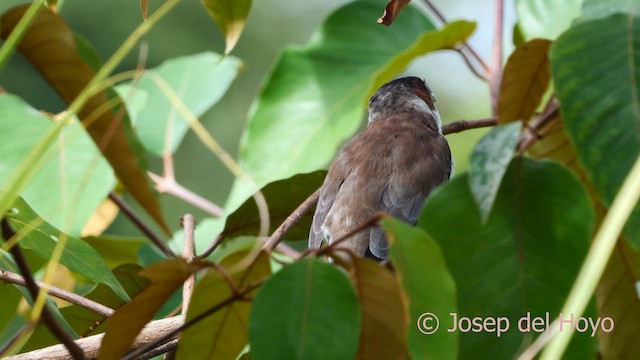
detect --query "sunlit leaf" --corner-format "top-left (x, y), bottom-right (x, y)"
top-left (115, 52), bottom-right (242, 156)
top-left (419, 158), bottom-right (594, 358)
top-left (0, 5), bottom-right (170, 234)
top-left (177, 250), bottom-right (271, 360)
top-left (516, 0), bottom-right (582, 40)
top-left (551, 12), bottom-right (640, 246)
top-left (228, 0), bottom-right (475, 212)
top-left (383, 217), bottom-right (457, 360)
top-left (249, 258), bottom-right (360, 360)
top-left (0, 94), bottom-right (114, 235)
top-left (6, 197), bottom-right (128, 301)
top-left (498, 39), bottom-right (551, 124)
top-left (80, 197), bottom-right (119, 237)
top-left (348, 256), bottom-right (409, 360)
top-left (202, 0), bottom-right (252, 54)
top-left (99, 258), bottom-right (208, 360)
top-left (469, 122), bottom-right (521, 223)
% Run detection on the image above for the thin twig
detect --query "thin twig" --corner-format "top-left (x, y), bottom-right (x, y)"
top-left (180, 214), bottom-right (196, 313)
top-left (517, 97), bottom-right (560, 153)
top-left (148, 172), bottom-right (224, 218)
top-left (1, 218), bottom-right (86, 360)
top-left (108, 192), bottom-right (176, 258)
top-left (199, 234), bottom-right (223, 259)
top-left (489, 0), bottom-right (504, 115)
top-left (455, 48), bottom-right (490, 81)
top-left (263, 189), bottom-right (320, 252)
top-left (0, 269), bottom-right (114, 317)
top-left (422, 0), bottom-right (489, 73)
top-left (442, 117), bottom-right (497, 134)
top-left (316, 213), bottom-right (386, 257)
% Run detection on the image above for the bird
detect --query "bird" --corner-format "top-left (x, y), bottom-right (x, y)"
top-left (308, 76), bottom-right (453, 260)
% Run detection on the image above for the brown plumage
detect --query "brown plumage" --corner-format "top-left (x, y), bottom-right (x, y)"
top-left (308, 77), bottom-right (452, 260)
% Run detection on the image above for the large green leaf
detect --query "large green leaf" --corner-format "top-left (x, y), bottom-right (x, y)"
top-left (551, 13), bottom-right (640, 246)
top-left (177, 250), bottom-right (271, 360)
top-left (419, 158), bottom-right (594, 358)
top-left (227, 0), bottom-right (475, 211)
top-left (383, 218), bottom-right (457, 360)
top-left (115, 52), bottom-right (242, 156)
top-left (516, 0), bottom-right (582, 40)
top-left (249, 258), bottom-right (361, 360)
top-left (5, 197), bottom-right (128, 301)
top-left (0, 94), bottom-right (114, 235)
top-left (0, 5), bottom-right (169, 233)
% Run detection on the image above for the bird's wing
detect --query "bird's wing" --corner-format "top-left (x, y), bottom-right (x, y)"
top-left (309, 175), bottom-right (342, 249)
top-left (369, 131), bottom-right (452, 259)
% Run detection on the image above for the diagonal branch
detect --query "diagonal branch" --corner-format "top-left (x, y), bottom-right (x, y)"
top-left (1, 218), bottom-right (86, 359)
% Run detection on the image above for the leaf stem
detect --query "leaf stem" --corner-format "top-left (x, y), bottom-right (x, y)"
top-left (540, 153), bottom-right (640, 359)
top-left (489, 0), bottom-right (504, 115)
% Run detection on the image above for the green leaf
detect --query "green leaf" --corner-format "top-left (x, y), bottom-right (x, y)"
top-left (6, 197), bottom-right (128, 301)
top-left (347, 257), bottom-right (409, 360)
top-left (115, 52), bottom-right (243, 156)
top-left (177, 250), bottom-right (271, 360)
top-left (581, 0), bottom-right (640, 21)
top-left (498, 39), bottom-right (552, 124)
top-left (419, 158), bottom-right (594, 358)
top-left (0, 94), bottom-right (115, 235)
top-left (201, 0), bottom-right (252, 54)
top-left (516, 0), bottom-right (582, 40)
top-left (227, 0), bottom-right (475, 212)
top-left (551, 13), bottom-right (640, 246)
top-left (383, 217), bottom-right (457, 360)
top-left (469, 122), bottom-right (522, 223)
top-left (249, 258), bottom-right (360, 360)
top-left (222, 171), bottom-right (325, 240)
top-left (0, 5), bottom-right (170, 234)
top-left (99, 258), bottom-right (208, 360)
top-left (596, 240), bottom-right (640, 359)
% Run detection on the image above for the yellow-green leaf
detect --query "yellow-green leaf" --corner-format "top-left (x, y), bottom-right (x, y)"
top-left (0, 5), bottom-right (170, 234)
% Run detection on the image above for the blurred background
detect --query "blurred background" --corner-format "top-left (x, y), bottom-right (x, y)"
top-left (0, 0), bottom-right (515, 235)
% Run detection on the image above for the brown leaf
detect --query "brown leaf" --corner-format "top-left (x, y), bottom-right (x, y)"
top-left (140, 0), bottom-right (149, 21)
top-left (377, 0), bottom-right (412, 26)
top-left (202, 0), bottom-right (252, 54)
top-left (498, 39), bottom-right (552, 123)
top-left (0, 5), bottom-right (171, 234)
top-left (99, 258), bottom-right (208, 360)
top-left (596, 240), bottom-right (640, 359)
top-left (348, 257), bottom-right (409, 360)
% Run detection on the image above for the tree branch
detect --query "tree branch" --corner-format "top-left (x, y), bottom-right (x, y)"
top-left (148, 172), bottom-right (223, 218)
top-left (263, 189), bottom-right (320, 252)
top-left (108, 192), bottom-right (176, 258)
top-left (0, 269), bottom-right (113, 317)
top-left (3, 316), bottom-right (184, 360)
top-left (489, 0), bottom-right (504, 115)
top-left (442, 117), bottom-right (497, 134)
top-left (1, 218), bottom-right (86, 360)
